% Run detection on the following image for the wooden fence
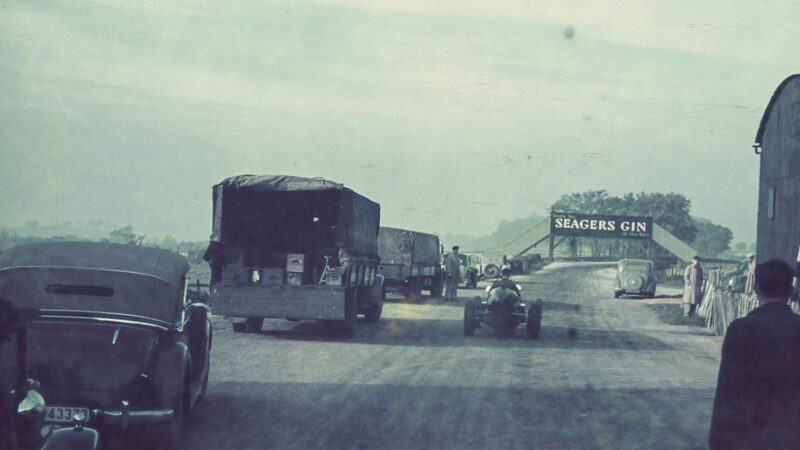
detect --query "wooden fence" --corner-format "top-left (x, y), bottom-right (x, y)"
top-left (657, 262), bottom-right (753, 336)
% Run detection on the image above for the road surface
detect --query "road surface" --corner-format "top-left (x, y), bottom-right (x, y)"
top-left (176, 262), bottom-right (723, 450)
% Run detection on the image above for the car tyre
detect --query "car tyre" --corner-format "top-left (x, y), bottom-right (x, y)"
top-left (614, 291), bottom-right (621, 298)
top-left (463, 299), bottom-right (477, 336)
top-left (197, 325), bottom-right (211, 402)
top-left (149, 374), bottom-right (187, 450)
top-left (231, 321), bottom-right (246, 333)
top-left (364, 286), bottom-right (384, 323)
top-left (526, 298), bottom-right (543, 340)
top-left (244, 317), bottom-right (263, 333)
top-left (413, 277), bottom-right (424, 303)
top-left (339, 288), bottom-right (357, 337)
top-left (484, 264), bottom-right (499, 279)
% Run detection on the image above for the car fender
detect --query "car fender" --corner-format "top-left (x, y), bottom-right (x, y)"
top-left (153, 339), bottom-right (191, 410)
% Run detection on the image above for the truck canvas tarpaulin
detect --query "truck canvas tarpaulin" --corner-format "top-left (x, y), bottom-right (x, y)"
top-left (377, 227), bottom-right (440, 266)
top-left (204, 175), bottom-right (385, 334)
top-left (206, 175), bottom-right (380, 280)
top-left (377, 227), bottom-right (444, 299)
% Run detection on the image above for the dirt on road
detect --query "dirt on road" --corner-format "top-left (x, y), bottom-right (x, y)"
top-left (178, 262), bottom-right (723, 450)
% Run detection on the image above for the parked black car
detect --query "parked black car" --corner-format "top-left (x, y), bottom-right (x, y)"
top-left (0, 242), bottom-right (212, 450)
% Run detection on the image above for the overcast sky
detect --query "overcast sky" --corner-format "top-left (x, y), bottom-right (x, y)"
top-left (2, 1), bottom-right (799, 242)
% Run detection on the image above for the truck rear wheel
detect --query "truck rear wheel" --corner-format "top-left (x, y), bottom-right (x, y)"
top-left (364, 285), bottom-right (384, 323)
top-left (244, 317), bottom-right (263, 333)
top-left (410, 277), bottom-right (423, 303)
top-left (341, 288), bottom-right (357, 337)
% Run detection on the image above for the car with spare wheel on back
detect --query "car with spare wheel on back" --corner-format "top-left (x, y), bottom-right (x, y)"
top-left (614, 258), bottom-right (657, 298)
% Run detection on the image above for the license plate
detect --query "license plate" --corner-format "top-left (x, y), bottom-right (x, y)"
top-left (45, 406), bottom-right (90, 423)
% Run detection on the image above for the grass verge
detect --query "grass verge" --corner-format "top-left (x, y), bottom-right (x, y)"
top-left (645, 303), bottom-right (706, 327)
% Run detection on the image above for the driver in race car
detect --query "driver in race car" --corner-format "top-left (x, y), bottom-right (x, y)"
top-left (486, 268), bottom-right (522, 295)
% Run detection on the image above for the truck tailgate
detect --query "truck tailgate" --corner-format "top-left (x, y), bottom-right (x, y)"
top-left (211, 284), bottom-right (346, 320)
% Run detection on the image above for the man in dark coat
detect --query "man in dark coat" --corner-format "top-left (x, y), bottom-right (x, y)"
top-left (709, 258), bottom-right (800, 449)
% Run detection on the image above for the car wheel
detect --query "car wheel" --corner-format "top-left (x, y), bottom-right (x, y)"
top-left (463, 299), bottom-right (477, 336)
top-left (231, 321), bottom-right (246, 333)
top-left (526, 298), bottom-right (543, 340)
top-left (244, 317), bottom-right (263, 333)
top-left (413, 277), bottom-right (424, 303)
top-left (195, 325), bottom-right (211, 403)
top-left (364, 286), bottom-right (384, 323)
top-left (338, 288), bottom-right (357, 337)
top-left (149, 375), bottom-right (186, 450)
top-left (484, 264), bottom-right (499, 279)
top-left (614, 292), bottom-right (621, 298)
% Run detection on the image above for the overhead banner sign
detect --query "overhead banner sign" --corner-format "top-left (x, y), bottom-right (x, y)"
top-left (551, 212), bottom-right (653, 239)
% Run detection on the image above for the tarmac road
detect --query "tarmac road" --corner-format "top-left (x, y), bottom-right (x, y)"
top-left (176, 262), bottom-right (723, 450)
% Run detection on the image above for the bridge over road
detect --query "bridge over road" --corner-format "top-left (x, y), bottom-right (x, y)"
top-left (504, 212), bottom-right (699, 263)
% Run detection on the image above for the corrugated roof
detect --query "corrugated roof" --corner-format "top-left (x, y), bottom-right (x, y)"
top-left (755, 74), bottom-right (800, 144)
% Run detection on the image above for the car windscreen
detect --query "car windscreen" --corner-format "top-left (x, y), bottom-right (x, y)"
top-left (621, 262), bottom-right (651, 272)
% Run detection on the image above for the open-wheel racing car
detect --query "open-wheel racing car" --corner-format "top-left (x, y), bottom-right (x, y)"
top-left (463, 283), bottom-right (543, 339)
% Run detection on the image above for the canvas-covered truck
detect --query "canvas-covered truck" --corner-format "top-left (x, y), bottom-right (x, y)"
top-left (203, 175), bottom-right (385, 337)
top-left (377, 227), bottom-right (444, 300)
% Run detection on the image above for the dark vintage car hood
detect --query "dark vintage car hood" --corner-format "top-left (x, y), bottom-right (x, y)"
top-left (26, 319), bottom-right (160, 407)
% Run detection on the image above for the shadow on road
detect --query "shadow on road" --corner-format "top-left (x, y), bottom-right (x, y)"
top-left (249, 318), bottom-right (672, 350)
top-left (177, 382), bottom-right (713, 450)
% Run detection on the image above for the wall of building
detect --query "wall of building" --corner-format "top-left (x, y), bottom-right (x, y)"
top-left (757, 76), bottom-right (800, 265)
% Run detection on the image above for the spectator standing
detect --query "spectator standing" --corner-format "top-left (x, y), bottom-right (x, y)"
top-left (709, 258), bottom-right (800, 449)
top-left (444, 246), bottom-right (461, 301)
top-left (683, 255), bottom-right (704, 317)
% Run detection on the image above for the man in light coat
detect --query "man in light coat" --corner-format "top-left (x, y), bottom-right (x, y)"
top-left (709, 258), bottom-right (800, 449)
top-left (444, 246), bottom-right (461, 301)
top-left (683, 255), bottom-right (704, 317)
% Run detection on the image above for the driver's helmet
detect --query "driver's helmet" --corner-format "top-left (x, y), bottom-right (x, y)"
top-left (487, 287), bottom-right (519, 314)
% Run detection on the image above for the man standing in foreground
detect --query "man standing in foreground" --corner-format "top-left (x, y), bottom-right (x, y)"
top-left (709, 258), bottom-right (800, 449)
top-left (682, 255), bottom-right (704, 316)
top-left (444, 246), bottom-right (461, 301)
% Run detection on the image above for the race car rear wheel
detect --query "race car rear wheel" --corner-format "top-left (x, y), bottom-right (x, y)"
top-left (463, 299), bottom-right (477, 336)
top-left (526, 298), bottom-right (543, 340)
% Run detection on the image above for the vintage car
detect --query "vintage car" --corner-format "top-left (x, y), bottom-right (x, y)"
top-left (463, 283), bottom-right (542, 339)
top-left (0, 242), bottom-right (211, 450)
top-left (441, 252), bottom-right (480, 289)
top-left (614, 258), bottom-right (657, 298)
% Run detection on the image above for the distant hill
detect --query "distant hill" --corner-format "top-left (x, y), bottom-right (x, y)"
top-left (442, 214), bottom-right (546, 253)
